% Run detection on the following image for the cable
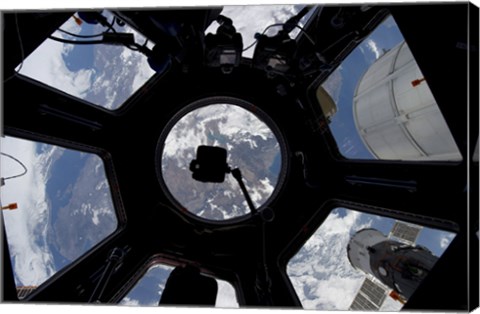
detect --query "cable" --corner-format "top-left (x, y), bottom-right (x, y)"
top-left (5, 13), bottom-right (118, 83)
top-left (242, 23), bottom-right (284, 53)
top-left (242, 40), bottom-right (258, 52)
top-left (293, 24), bottom-right (316, 47)
top-left (57, 28), bottom-right (104, 38)
top-left (106, 18), bottom-right (117, 33)
top-left (262, 23), bottom-right (285, 36)
top-left (48, 35), bottom-right (105, 45)
top-left (320, 31), bottom-right (354, 55)
top-left (243, 22), bottom-right (316, 54)
top-left (1, 152), bottom-right (28, 181)
top-left (47, 35), bottom-right (150, 57)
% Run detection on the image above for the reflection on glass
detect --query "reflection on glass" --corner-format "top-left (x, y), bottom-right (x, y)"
top-left (320, 16), bottom-right (461, 161)
top-left (120, 264), bottom-right (239, 308)
top-left (286, 207), bottom-right (455, 311)
top-left (161, 102), bottom-right (282, 221)
top-left (1, 136), bottom-right (118, 299)
top-left (18, 11), bottom-right (156, 110)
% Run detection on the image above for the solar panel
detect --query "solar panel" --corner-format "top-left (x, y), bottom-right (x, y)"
top-left (389, 221), bottom-right (423, 245)
top-left (350, 277), bottom-right (388, 311)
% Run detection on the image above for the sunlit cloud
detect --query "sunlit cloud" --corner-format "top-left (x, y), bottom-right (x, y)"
top-left (440, 233), bottom-right (455, 249)
top-left (18, 11), bottom-right (155, 111)
top-left (215, 279), bottom-right (239, 308)
top-left (119, 297), bottom-right (141, 306)
top-left (1, 137), bottom-right (57, 286)
top-left (287, 208), bottom-right (375, 310)
top-left (18, 18), bottom-right (95, 100)
top-left (206, 5), bottom-right (301, 58)
top-left (366, 38), bottom-right (381, 60)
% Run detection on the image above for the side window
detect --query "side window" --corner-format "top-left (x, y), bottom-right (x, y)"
top-left (286, 207), bottom-right (455, 310)
top-left (205, 5), bottom-right (315, 59)
top-left (1, 135), bottom-right (119, 299)
top-left (320, 15), bottom-right (461, 161)
top-left (17, 10), bottom-right (156, 110)
top-left (120, 263), bottom-right (239, 308)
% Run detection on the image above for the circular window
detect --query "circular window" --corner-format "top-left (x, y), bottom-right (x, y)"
top-left (157, 97), bottom-right (287, 222)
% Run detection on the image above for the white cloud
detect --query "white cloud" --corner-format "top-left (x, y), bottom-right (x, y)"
top-left (206, 5), bottom-right (300, 58)
top-left (303, 275), bottom-right (364, 310)
top-left (258, 177), bottom-right (274, 196)
top-left (92, 208), bottom-right (100, 225)
top-left (163, 104), bottom-right (273, 160)
top-left (18, 17), bottom-right (95, 100)
top-left (19, 38), bottom-right (95, 99)
top-left (119, 296), bottom-right (141, 306)
top-left (161, 103), bottom-right (280, 219)
top-left (366, 38), bottom-right (382, 60)
top-left (439, 233), bottom-right (455, 249)
top-left (119, 24), bottom-right (156, 93)
top-left (381, 295), bottom-right (404, 311)
top-left (1, 136), bottom-right (56, 287)
top-left (16, 12), bottom-right (155, 111)
top-left (215, 279), bottom-right (239, 308)
top-left (131, 52), bottom-right (156, 92)
top-left (286, 208), bottom-right (374, 310)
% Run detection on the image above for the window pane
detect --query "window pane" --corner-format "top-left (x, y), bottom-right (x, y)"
top-left (120, 264), bottom-right (175, 306)
top-left (1, 136), bottom-right (118, 299)
top-left (286, 207), bottom-right (455, 311)
top-left (18, 10), bottom-right (156, 110)
top-left (321, 15), bottom-right (462, 161)
top-left (206, 5), bottom-right (314, 59)
top-left (159, 100), bottom-right (285, 221)
top-left (120, 264), bottom-right (239, 308)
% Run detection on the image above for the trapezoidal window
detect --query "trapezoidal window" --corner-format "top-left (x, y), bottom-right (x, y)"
top-left (1, 135), bottom-right (119, 299)
top-left (319, 15), bottom-right (462, 161)
top-left (286, 207), bottom-right (456, 311)
top-left (120, 263), bottom-right (239, 308)
top-left (205, 4), bottom-right (315, 58)
top-left (157, 97), bottom-right (287, 222)
top-left (17, 10), bottom-right (156, 110)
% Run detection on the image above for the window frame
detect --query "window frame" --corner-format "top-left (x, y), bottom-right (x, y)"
top-left (278, 198), bottom-right (459, 310)
top-left (14, 11), bottom-right (163, 115)
top-left (111, 254), bottom-right (242, 306)
top-left (1, 128), bottom-right (127, 300)
top-left (305, 11), bottom-right (464, 165)
top-left (155, 95), bottom-right (290, 226)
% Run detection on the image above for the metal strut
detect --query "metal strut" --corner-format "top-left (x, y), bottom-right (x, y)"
top-left (230, 168), bottom-right (257, 214)
top-left (88, 247), bottom-right (126, 303)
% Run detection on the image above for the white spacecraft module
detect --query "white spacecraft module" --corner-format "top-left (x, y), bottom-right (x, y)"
top-left (353, 41), bottom-right (462, 161)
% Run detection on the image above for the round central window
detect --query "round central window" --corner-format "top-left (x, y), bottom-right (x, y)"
top-left (157, 97), bottom-right (286, 222)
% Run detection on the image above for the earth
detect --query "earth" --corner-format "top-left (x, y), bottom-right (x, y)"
top-left (161, 103), bottom-right (283, 221)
